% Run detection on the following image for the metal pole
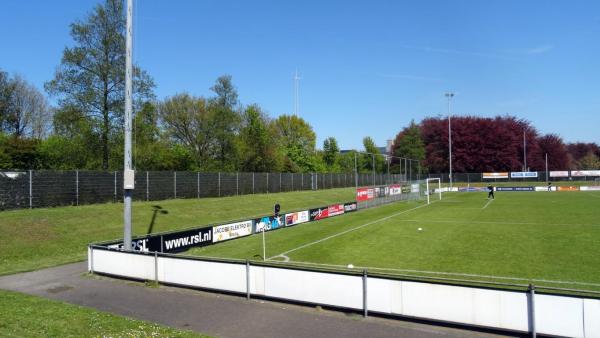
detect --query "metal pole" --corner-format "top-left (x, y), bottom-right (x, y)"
top-left (146, 171), bottom-right (149, 201)
top-left (291, 172), bottom-right (294, 190)
top-left (354, 152), bottom-right (358, 190)
top-left (529, 284), bottom-right (536, 338)
top-left (545, 153), bottom-right (548, 185)
top-left (262, 227), bottom-right (266, 261)
top-left (90, 246), bottom-right (94, 273)
top-left (154, 251), bottom-right (158, 283)
top-left (173, 171), bottom-right (177, 199)
top-left (363, 269), bottom-right (368, 317)
top-left (301, 173), bottom-right (303, 190)
top-left (123, 0), bottom-right (134, 251)
top-left (114, 171), bottom-right (117, 201)
top-left (280, 172), bottom-right (282, 192)
top-left (76, 169), bottom-right (79, 206)
top-left (524, 129), bottom-right (527, 171)
top-left (438, 179), bottom-right (442, 200)
top-left (218, 172), bottom-right (221, 197)
top-left (372, 154), bottom-right (375, 186)
top-left (446, 92), bottom-right (454, 189)
top-left (252, 172), bottom-right (255, 194)
top-left (236, 172), bottom-right (239, 195)
top-left (197, 172), bottom-right (200, 198)
top-left (426, 179), bottom-right (430, 205)
top-left (246, 260), bottom-right (251, 299)
top-left (266, 172), bottom-right (269, 193)
top-left (29, 170), bottom-right (32, 209)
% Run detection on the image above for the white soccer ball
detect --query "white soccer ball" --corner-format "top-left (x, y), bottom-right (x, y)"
top-left (418, 227), bottom-right (423, 231)
top-left (347, 264), bottom-right (354, 269)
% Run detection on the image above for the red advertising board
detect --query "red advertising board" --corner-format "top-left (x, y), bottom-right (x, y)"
top-left (356, 188), bottom-right (373, 201)
top-left (328, 204), bottom-right (345, 216)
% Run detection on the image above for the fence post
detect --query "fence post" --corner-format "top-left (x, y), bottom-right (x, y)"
top-left (266, 173), bottom-right (269, 193)
top-left (89, 246), bottom-right (94, 273)
top-left (280, 172), bottom-right (282, 192)
top-left (252, 172), bottom-right (255, 194)
top-left (114, 171), bottom-right (117, 201)
top-left (246, 260), bottom-right (251, 300)
top-left (291, 173), bottom-right (294, 191)
top-left (197, 172), bottom-right (200, 199)
top-left (146, 171), bottom-right (150, 201)
top-left (76, 169), bottom-right (79, 206)
top-left (529, 284), bottom-right (536, 338)
top-left (363, 269), bottom-right (368, 317)
top-left (218, 172), bottom-right (221, 197)
top-left (173, 171), bottom-right (177, 199)
top-left (236, 172), bottom-right (239, 195)
top-left (154, 251), bottom-right (158, 283)
top-left (29, 170), bottom-right (33, 209)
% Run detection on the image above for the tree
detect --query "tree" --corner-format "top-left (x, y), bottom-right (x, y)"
top-left (537, 134), bottom-right (570, 170)
top-left (392, 120), bottom-right (425, 173)
top-left (208, 76), bottom-right (241, 171)
top-left (45, 0), bottom-right (154, 169)
top-left (271, 115), bottom-right (320, 172)
top-left (362, 136), bottom-right (385, 173)
top-left (158, 93), bottom-right (214, 170)
top-left (578, 153), bottom-right (600, 170)
top-left (0, 73), bottom-right (50, 138)
top-left (322, 137), bottom-right (339, 169)
top-left (239, 105), bottom-right (281, 172)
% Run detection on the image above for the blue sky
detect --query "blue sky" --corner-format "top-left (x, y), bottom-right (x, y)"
top-left (2, 0), bottom-right (599, 149)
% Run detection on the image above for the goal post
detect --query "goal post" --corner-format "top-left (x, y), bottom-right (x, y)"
top-left (425, 178), bottom-right (442, 205)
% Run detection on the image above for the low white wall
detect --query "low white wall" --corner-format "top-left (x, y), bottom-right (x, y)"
top-left (89, 248), bottom-right (600, 337)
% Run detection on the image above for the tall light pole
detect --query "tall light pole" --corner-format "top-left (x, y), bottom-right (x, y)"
top-left (445, 92), bottom-right (454, 189)
top-left (523, 129), bottom-right (527, 171)
top-left (123, 0), bottom-right (134, 250)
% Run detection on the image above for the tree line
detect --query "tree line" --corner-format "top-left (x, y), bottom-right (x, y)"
top-left (0, 0), bottom-right (389, 174)
top-left (392, 116), bottom-right (600, 173)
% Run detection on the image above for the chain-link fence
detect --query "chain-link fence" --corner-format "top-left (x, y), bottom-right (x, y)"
top-left (0, 170), bottom-right (408, 211)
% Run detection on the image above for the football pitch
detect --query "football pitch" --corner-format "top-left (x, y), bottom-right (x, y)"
top-left (190, 190), bottom-right (600, 292)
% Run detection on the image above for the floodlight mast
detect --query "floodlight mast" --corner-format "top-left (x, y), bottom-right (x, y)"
top-left (445, 92), bottom-right (454, 189)
top-left (123, 0), bottom-right (133, 251)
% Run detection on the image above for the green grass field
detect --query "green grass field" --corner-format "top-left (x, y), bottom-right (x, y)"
top-left (0, 289), bottom-right (207, 337)
top-left (0, 188), bottom-right (353, 276)
top-left (190, 190), bottom-right (600, 292)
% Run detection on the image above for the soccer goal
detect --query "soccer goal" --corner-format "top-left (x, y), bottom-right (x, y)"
top-left (425, 178), bottom-right (442, 205)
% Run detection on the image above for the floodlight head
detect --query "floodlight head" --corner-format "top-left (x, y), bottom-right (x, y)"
top-left (445, 92), bottom-right (454, 98)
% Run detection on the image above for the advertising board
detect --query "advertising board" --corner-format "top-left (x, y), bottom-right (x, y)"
top-left (389, 184), bottom-right (402, 195)
top-left (107, 226), bottom-right (213, 253)
top-left (510, 172), bottom-right (538, 178)
top-left (557, 186), bottom-right (579, 191)
top-left (550, 171), bottom-right (569, 178)
top-left (495, 186), bottom-right (534, 192)
top-left (411, 183), bottom-right (420, 193)
top-left (401, 185), bottom-right (411, 193)
top-left (328, 204), bottom-right (345, 217)
top-left (458, 187), bottom-right (488, 192)
top-left (483, 172), bottom-right (509, 179)
top-left (356, 188), bottom-right (373, 201)
top-left (284, 210), bottom-right (309, 227)
top-left (254, 216), bottom-right (284, 232)
top-left (343, 202), bottom-right (358, 213)
top-left (571, 170), bottom-right (600, 177)
top-left (309, 207), bottom-right (329, 221)
top-left (212, 220), bottom-right (253, 243)
top-left (580, 186), bottom-right (600, 191)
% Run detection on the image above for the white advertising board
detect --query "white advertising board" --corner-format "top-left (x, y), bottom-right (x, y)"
top-left (284, 210), bottom-right (309, 226)
top-left (213, 220), bottom-right (253, 243)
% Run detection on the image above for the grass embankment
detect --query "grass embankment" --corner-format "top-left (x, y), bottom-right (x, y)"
top-left (0, 188), bottom-right (353, 275)
top-left (0, 289), bottom-right (207, 337)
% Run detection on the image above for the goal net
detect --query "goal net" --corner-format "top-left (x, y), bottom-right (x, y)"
top-left (356, 179), bottom-right (427, 209)
top-left (425, 178), bottom-right (442, 204)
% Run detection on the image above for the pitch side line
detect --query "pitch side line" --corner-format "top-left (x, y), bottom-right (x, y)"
top-left (278, 260), bottom-right (600, 288)
top-left (267, 202), bottom-right (432, 260)
top-left (482, 198), bottom-right (494, 209)
top-left (396, 218), bottom-right (600, 228)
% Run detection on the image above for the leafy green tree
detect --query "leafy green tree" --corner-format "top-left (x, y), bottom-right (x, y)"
top-left (578, 153), bottom-right (600, 170)
top-left (392, 120), bottom-right (425, 173)
top-left (45, 0), bottom-right (155, 169)
top-left (271, 115), bottom-right (321, 172)
top-left (208, 76), bottom-right (241, 171)
top-left (322, 137), bottom-right (340, 169)
top-left (239, 105), bottom-right (281, 172)
top-left (362, 136), bottom-right (385, 172)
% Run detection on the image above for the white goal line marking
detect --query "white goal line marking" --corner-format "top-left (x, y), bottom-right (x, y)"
top-left (275, 259), bottom-right (600, 288)
top-left (482, 198), bottom-right (494, 209)
top-left (268, 202), bottom-right (431, 260)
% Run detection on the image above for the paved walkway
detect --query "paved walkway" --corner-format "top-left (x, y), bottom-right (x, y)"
top-left (0, 262), bottom-right (519, 338)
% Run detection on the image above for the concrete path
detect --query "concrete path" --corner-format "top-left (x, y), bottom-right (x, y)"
top-left (0, 262), bottom-right (519, 338)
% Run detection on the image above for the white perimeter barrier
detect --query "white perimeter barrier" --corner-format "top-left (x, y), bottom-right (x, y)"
top-left (89, 246), bottom-right (600, 337)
